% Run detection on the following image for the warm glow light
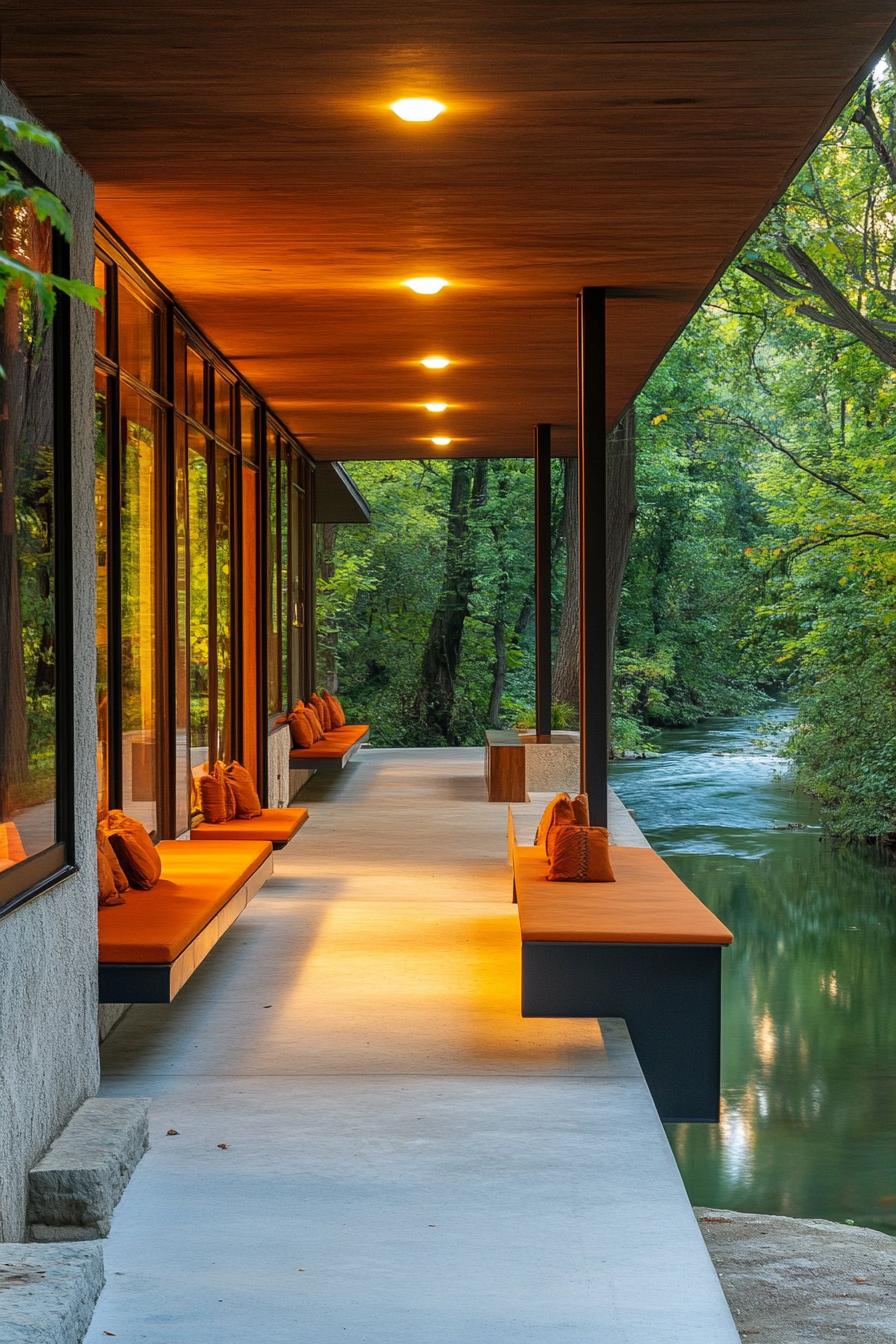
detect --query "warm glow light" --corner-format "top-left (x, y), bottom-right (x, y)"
top-left (403, 276), bottom-right (448, 295)
top-left (423, 402), bottom-right (448, 413)
top-left (431, 436), bottom-right (453, 446)
top-left (391, 98), bottom-right (446, 123)
top-left (421, 356), bottom-right (451, 369)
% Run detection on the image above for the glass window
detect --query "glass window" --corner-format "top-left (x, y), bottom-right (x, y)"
top-left (118, 280), bottom-right (159, 389)
top-left (95, 372), bottom-right (109, 820)
top-left (240, 395), bottom-right (258, 462)
top-left (119, 389), bottom-right (161, 833)
top-left (173, 324), bottom-right (187, 411)
top-left (214, 372), bottom-right (233, 445)
top-left (279, 451), bottom-right (289, 705)
top-left (241, 463), bottom-right (259, 782)
top-left (215, 448), bottom-right (234, 760)
top-left (94, 257), bottom-right (108, 359)
top-left (267, 429), bottom-right (281, 711)
top-left (188, 432), bottom-right (210, 778)
top-left (173, 423), bottom-right (190, 834)
top-left (0, 197), bottom-right (59, 878)
top-left (186, 348), bottom-right (206, 425)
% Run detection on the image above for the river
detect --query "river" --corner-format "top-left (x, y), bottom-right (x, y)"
top-left (609, 704), bottom-right (896, 1233)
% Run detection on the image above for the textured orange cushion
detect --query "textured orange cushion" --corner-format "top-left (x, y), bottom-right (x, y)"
top-left (514, 843), bottom-right (734, 945)
top-left (536, 793), bottom-right (590, 855)
top-left (323, 691), bottom-right (346, 727)
top-left (288, 708), bottom-right (315, 749)
top-left (547, 825), bottom-right (615, 881)
top-left (191, 808), bottom-right (308, 843)
top-left (309, 692), bottom-right (331, 731)
top-left (0, 822), bottom-right (26, 864)
top-left (97, 831), bottom-right (130, 894)
top-left (97, 845), bottom-right (125, 907)
top-left (102, 811), bottom-right (162, 890)
top-left (198, 769), bottom-right (229, 824)
top-left (304, 706), bottom-right (325, 740)
top-left (224, 760), bottom-right (262, 819)
top-left (98, 840), bottom-right (272, 963)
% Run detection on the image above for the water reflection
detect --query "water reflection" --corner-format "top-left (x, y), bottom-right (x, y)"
top-left (611, 706), bottom-right (896, 1233)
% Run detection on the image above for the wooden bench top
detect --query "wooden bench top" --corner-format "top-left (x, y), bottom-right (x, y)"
top-left (289, 723), bottom-right (369, 768)
top-left (98, 839), bottom-right (273, 964)
top-left (190, 807), bottom-right (308, 847)
top-left (513, 843), bottom-right (733, 946)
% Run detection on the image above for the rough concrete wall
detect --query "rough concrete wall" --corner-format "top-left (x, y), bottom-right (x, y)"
top-left (97, 1004), bottom-right (129, 1042)
top-left (0, 83), bottom-right (100, 1240)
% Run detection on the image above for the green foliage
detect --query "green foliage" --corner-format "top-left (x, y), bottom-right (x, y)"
top-left (0, 116), bottom-right (103, 371)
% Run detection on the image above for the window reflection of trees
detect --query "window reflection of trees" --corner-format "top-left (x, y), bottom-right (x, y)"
top-left (0, 198), bottom-right (56, 865)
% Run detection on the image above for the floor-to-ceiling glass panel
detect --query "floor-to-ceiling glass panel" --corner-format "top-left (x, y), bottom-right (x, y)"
top-left (267, 430), bottom-right (280, 711)
top-left (289, 480), bottom-right (305, 704)
top-left (119, 388), bottom-right (161, 833)
top-left (188, 433), bottom-right (210, 778)
top-left (173, 422), bottom-right (190, 833)
top-left (215, 447), bottom-right (233, 762)
top-left (279, 452), bottom-right (289, 704)
top-left (241, 463), bottom-right (259, 782)
top-left (0, 198), bottom-right (57, 865)
top-left (95, 372), bottom-right (109, 820)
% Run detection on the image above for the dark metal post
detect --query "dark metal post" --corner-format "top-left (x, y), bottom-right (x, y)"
top-left (577, 288), bottom-right (608, 825)
top-left (534, 422), bottom-right (552, 742)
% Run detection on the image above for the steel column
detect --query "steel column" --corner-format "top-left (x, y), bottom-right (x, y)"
top-left (577, 288), bottom-right (608, 825)
top-left (534, 422), bottom-right (552, 741)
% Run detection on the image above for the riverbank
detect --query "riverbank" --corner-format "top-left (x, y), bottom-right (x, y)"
top-left (698, 1208), bottom-right (896, 1342)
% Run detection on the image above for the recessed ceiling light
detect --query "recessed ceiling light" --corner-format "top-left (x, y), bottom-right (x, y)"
top-left (421, 355), bottom-right (451, 369)
top-left (403, 276), bottom-right (448, 295)
top-left (423, 402), bottom-right (448, 413)
top-left (431, 436), bottom-right (453, 446)
top-left (391, 98), bottom-right (445, 123)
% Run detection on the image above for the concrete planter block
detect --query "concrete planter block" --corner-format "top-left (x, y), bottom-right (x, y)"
top-left (520, 731), bottom-right (581, 795)
top-left (27, 1098), bottom-right (150, 1240)
top-left (0, 1241), bottom-right (103, 1344)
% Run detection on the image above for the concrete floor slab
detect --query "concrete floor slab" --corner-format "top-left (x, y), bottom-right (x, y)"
top-left (88, 749), bottom-right (738, 1342)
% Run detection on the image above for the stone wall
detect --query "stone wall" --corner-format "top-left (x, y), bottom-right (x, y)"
top-left (0, 84), bottom-right (100, 1240)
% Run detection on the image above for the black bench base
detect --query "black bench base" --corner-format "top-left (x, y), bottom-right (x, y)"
top-left (521, 940), bottom-right (722, 1123)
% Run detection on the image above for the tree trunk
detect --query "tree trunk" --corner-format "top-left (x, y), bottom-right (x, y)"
top-left (487, 618), bottom-right (507, 728)
top-left (552, 408), bottom-right (638, 722)
top-left (416, 459), bottom-right (487, 743)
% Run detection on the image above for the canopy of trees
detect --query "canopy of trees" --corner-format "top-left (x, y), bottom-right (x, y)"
top-left (320, 54), bottom-right (896, 844)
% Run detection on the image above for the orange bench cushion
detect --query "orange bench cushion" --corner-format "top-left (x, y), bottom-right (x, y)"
top-left (290, 724), bottom-right (369, 758)
top-left (514, 843), bottom-right (733, 946)
top-left (190, 808), bottom-right (308, 844)
top-left (98, 839), bottom-right (272, 964)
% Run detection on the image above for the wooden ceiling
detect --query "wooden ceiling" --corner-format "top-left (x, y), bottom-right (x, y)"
top-left (3, 4), bottom-right (895, 460)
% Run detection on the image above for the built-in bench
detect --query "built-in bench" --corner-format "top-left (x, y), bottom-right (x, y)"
top-left (98, 839), bottom-right (274, 1004)
top-left (508, 811), bottom-right (733, 1123)
top-left (287, 722), bottom-right (370, 771)
top-left (190, 806), bottom-right (309, 849)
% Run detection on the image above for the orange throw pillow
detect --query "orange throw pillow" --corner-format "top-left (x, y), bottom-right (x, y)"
top-left (97, 829), bottom-right (129, 893)
top-left (304, 706), bottom-right (325, 741)
top-left (310, 692), bottom-right (331, 731)
top-left (214, 762), bottom-right (237, 821)
top-left (224, 760), bottom-right (262, 819)
top-left (323, 691), bottom-right (346, 728)
top-left (0, 821), bottom-right (27, 864)
top-left (103, 811), bottom-right (162, 890)
top-left (288, 708), bottom-right (315, 749)
top-left (535, 793), bottom-right (590, 854)
top-left (198, 769), bottom-right (229, 824)
top-left (97, 845), bottom-right (125, 907)
top-left (547, 825), bottom-right (615, 882)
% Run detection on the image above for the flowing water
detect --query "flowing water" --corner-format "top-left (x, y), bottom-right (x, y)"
top-left (609, 705), bottom-right (896, 1233)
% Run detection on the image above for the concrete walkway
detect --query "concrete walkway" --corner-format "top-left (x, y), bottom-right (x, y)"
top-left (88, 749), bottom-right (739, 1343)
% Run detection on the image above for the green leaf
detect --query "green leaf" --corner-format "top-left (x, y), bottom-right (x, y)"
top-left (0, 116), bottom-right (62, 153)
top-left (46, 273), bottom-right (105, 311)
